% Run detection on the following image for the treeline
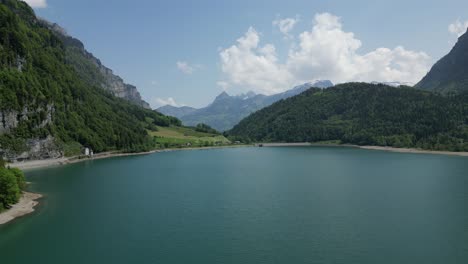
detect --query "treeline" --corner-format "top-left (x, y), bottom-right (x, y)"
top-left (0, 159), bottom-right (25, 212)
top-left (194, 123), bottom-right (220, 135)
top-left (229, 83), bottom-right (468, 152)
top-left (0, 0), bottom-right (180, 157)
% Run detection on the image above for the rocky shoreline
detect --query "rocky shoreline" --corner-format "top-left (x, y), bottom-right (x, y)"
top-left (0, 192), bottom-right (42, 225)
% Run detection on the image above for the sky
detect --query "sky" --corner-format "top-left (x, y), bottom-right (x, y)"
top-left (25, 0), bottom-right (468, 108)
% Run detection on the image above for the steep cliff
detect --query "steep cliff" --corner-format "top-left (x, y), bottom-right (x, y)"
top-left (39, 19), bottom-right (151, 109)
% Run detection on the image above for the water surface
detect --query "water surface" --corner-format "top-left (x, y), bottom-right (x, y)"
top-left (1, 147), bottom-right (468, 263)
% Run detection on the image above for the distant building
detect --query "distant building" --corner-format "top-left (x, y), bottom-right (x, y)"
top-left (84, 147), bottom-right (94, 157)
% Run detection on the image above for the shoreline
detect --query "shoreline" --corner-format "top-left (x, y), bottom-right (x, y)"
top-left (8, 145), bottom-right (250, 171)
top-left (359, 146), bottom-right (468, 157)
top-left (0, 192), bottom-right (42, 225)
top-left (260, 142), bottom-right (468, 157)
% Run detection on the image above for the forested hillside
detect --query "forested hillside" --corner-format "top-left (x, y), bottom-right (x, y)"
top-left (0, 0), bottom-right (180, 160)
top-left (229, 83), bottom-right (468, 151)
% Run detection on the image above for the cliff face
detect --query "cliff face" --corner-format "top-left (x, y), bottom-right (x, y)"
top-left (415, 28), bottom-right (468, 94)
top-left (40, 19), bottom-right (151, 109)
top-left (0, 105), bottom-right (62, 161)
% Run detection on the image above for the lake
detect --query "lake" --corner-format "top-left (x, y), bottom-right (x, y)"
top-left (1, 147), bottom-right (468, 263)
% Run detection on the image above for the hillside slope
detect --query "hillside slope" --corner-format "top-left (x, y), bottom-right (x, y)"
top-left (415, 28), bottom-right (468, 94)
top-left (229, 83), bottom-right (468, 151)
top-left (38, 19), bottom-right (151, 109)
top-left (159, 80), bottom-right (333, 131)
top-left (0, 0), bottom-right (179, 161)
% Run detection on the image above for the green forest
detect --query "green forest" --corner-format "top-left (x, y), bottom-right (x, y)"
top-left (0, 0), bottom-right (180, 157)
top-left (0, 159), bottom-right (25, 212)
top-left (229, 83), bottom-right (468, 151)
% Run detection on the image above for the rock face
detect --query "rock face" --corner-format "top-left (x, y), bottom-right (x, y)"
top-left (39, 19), bottom-right (151, 109)
top-left (415, 28), bottom-right (468, 94)
top-left (0, 105), bottom-right (60, 161)
top-left (12, 136), bottom-right (63, 162)
top-left (0, 105), bottom-right (54, 134)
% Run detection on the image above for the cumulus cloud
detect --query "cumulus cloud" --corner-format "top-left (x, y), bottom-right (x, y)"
top-left (219, 27), bottom-right (294, 94)
top-left (219, 13), bottom-right (431, 94)
top-left (448, 19), bottom-right (468, 37)
top-left (151, 97), bottom-right (182, 108)
top-left (176, 61), bottom-right (201, 75)
top-left (23, 0), bottom-right (47, 8)
top-left (273, 16), bottom-right (299, 38)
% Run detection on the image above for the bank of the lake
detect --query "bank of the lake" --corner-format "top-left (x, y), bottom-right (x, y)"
top-left (9, 145), bottom-right (249, 171)
top-left (0, 192), bottom-right (42, 225)
top-left (259, 142), bottom-right (468, 157)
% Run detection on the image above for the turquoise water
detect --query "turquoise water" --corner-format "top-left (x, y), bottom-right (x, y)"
top-left (1, 147), bottom-right (468, 263)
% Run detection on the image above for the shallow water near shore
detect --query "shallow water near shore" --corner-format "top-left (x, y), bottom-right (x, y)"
top-left (1, 146), bottom-right (468, 263)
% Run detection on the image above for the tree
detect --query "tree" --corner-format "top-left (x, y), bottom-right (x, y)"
top-left (0, 168), bottom-right (21, 209)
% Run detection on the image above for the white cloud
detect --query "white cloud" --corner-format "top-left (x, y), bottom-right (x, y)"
top-left (151, 97), bottom-right (182, 108)
top-left (23, 0), bottom-right (47, 8)
top-left (219, 13), bottom-right (431, 94)
top-left (219, 27), bottom-right (294, 95)
top-left (273, 16), bottom-right (299, 38)
top-left (448, 19), bottom-right (468, 37)
top-left (176, 61), bottom-right (201, 75)
top-left (216, 81), bottom-right (230, 91)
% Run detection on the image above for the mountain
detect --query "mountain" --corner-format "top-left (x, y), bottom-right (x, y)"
top-left (158, 80), bottom-right (333, 131)
top-left (415, 28), bottom-right (468, 94)
top-left (0, 0), bottom-right (180, 161)
top-left (38, 19), bottom-right (151, 109)
top-left (156, 105), bottom-right (197, 119)
top-left (229, 83), bottom-right (468, 151)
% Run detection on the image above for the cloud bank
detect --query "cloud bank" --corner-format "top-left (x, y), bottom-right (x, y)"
top-left (23, 0), bottom-right (47, 8)
top-left (219, 13), bottom-right (431, 94)
top-left (449, 19), bottom-right (468, 37)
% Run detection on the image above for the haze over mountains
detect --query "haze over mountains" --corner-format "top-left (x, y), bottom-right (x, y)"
top-left (158, 80), bottom-right (333, 131)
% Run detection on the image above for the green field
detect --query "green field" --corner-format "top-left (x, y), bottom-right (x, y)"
top-left (149, 126), bottom-right (230, 149)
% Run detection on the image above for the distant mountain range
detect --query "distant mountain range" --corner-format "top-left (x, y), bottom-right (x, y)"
top-left (156, 106), bottom-right (197, 118)
top-left (158, 80), bottom-right (334, 131)
top-left (415, 27), bottom-right (468, 94)
top-left (228, 30), bottom-right (468, 151)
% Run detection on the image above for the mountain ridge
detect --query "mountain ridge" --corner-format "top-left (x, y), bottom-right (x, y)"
top-left (415, 28), bottom-right (468, 93)
top-left (38, 18), bottom-right (151, 109)
top-left (158, 80), bottom-right (333, 131)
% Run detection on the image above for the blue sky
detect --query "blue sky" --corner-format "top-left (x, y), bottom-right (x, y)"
top-left (28, 0), bottom-right (468, 108)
